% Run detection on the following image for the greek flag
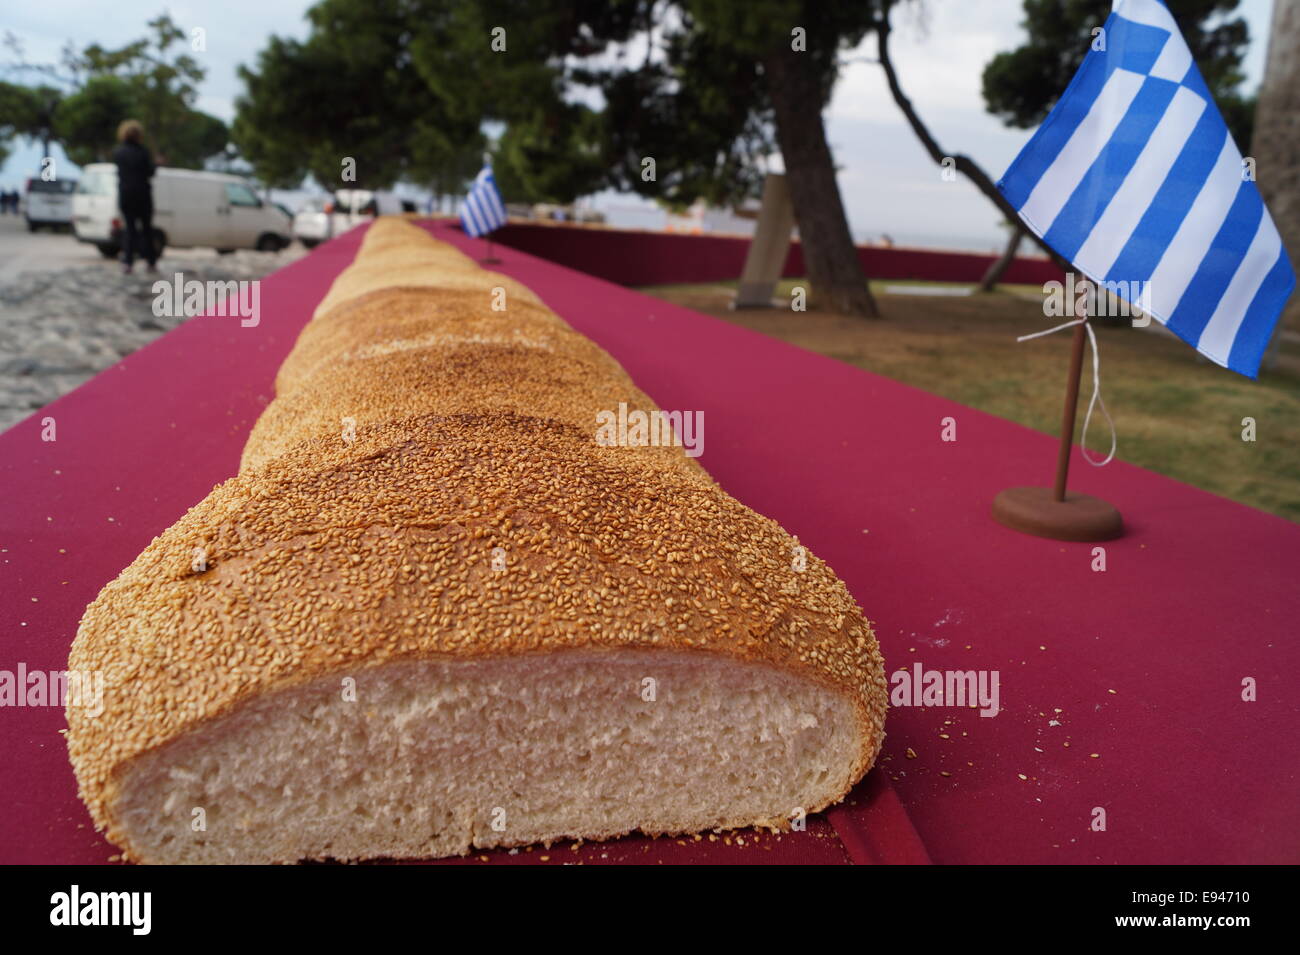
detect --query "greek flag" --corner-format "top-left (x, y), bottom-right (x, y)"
top-left (998, 0), bottom-right (1294, 377)
top-left (460, 165), bottom-right (507, 238)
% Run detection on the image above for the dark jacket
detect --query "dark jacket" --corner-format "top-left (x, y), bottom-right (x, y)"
top-left (112, 141), bottom-right (155, 205)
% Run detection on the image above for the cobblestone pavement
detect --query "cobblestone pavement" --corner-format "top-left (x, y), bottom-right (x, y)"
top-left (0, 217), bottom-right (305, 432)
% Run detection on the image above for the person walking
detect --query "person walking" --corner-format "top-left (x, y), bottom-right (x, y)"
top-left (112, 120), bottom-right (158, 274)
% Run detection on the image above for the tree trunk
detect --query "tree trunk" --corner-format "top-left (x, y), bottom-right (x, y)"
top-left (763, 50), bottom-right (879, 318)
top-left (978, 225), bottom-right (1025, 292)
top-left (1252, 0), bottom-right (1300, 369)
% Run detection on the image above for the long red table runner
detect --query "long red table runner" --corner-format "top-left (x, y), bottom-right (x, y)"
top-left (427, 220), bottom-right (1299, 865)
top-left (1, 217), bottom-right (1294, 864)
top-left (0, 223), bottom-right (924, 865)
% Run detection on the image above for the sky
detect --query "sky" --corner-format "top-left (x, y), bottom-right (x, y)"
top-left (0, 0), bottom-right (1278, 252)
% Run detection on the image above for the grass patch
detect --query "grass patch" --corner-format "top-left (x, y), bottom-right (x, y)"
top-left (637, 279), bottom-right (1300, 522)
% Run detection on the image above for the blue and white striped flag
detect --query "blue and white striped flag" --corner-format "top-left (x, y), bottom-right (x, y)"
top-left (998, 0), bottom-right (1294, 377)
top-left (459, 165), bottom-right (508, 238)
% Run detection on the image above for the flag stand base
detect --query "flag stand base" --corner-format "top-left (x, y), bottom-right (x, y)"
top-left (993, 318), bottom-right (1124, 542)
top-left (992, 486), bottom-right (1122, 541)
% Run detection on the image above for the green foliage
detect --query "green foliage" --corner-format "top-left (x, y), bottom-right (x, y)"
top-left (597, 20), bottom-right (774, 208)
top-left (166, 109), bottom-right (228, 170)
top-left (0, 80), bottom-right (44, 151)
top-left (0, 81), bottom-right (62, 153)
top-left (234, 0), bottom-right (889, 206)
top-left (405, 0), bottom-right (649, 202)
top-left (232, 0), bottom-right (890, 313)
top-left (604, 0), bottom-right (884, 206)
top-left (52, 76), bottom-right (134, 165)
top-left (0, 81), bottom-right (35, 165)
top-left (592, 0), bottom-right (885, 206)
top-left (3, 12), bottom-right (229, 170)
top-left (983, 0), bottom-right (1254, 145)
top-left (1216, 90), bottom-right (1256, 153)
top-left (233, 0), bottom-right (484, 192)
top-left (491, 104), bottom-right (607, 204)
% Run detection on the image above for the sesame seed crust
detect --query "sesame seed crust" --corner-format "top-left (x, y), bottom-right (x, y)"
top-left (275, 286), bottom-right (617, 395)
top-left (66, 218), bottom-right (887, 859)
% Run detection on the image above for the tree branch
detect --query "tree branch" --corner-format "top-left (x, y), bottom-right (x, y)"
top-left (874, 9), bottom-right (1069, 275)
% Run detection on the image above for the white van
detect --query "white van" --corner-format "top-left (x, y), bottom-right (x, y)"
top-left (23, 177), bottom-right (77, 231)
top-left (73, 164), bottom-right (292, 258)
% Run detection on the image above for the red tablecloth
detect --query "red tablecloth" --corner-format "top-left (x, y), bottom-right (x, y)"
top-left (2, 219), bottom-right (1295, 864)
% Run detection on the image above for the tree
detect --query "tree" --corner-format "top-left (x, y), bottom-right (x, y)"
top-left (410, 123), bottom-right (488, 211)
top-left (1251, 0), bottom-right (1300, 337)
top-left (596, 22), bottom-right (774, 211)
top-left (979, 222), bottom-right (1027, 293)
top-left (407, 0), bottom-right (652, 206)
top-left (0, 81), bottom-right (34, 166)
top-left (0, 81), bottom-right (63, 158)
top-left (0, 80), bottom-right (44, 165)
top-left (871, 0), bottom-right (1067, 288)
top-left (51, 76), bottom-right (134, 165)
top-left (1, 32), bottom-right (71, 158)
top-left (984, 0), bottom-right (1255, 147)
top-left (64, 13), bottom-right (228, 167)
top-left (491, 103), bottom-right (607, 205)
top-left (236, 0), bottom-right (885, 316)
top-left (571, 0), bottom-right (886, 315)
top-left (2, 14), bottom-right (229, 169)
top-left (233, 0), bottom-right (484, 194)
top-left (732, 5), bottom-right (882, 316)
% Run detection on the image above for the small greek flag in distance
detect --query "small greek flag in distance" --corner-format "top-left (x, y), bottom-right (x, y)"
top-left (998, 0), bottom-right (1294, 378)
top-left (460, 165), bottom-right (507, 238)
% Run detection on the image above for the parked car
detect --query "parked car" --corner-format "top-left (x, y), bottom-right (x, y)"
top-left (23, 177), bottom-right (77, 231)
top-left (72, 164), bottom-right (291, 259)
top-left (291, 196), bottom-right (331, 248)
top-left (292, 190), bottom-right (403, 248)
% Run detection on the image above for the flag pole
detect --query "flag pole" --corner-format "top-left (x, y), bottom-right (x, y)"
top-left (1052, 319), bottom-right (1089, 502)
top-left (991, 314), bottom-right (1122, 541)
top-left (478, 151), bottom-right (502, 264)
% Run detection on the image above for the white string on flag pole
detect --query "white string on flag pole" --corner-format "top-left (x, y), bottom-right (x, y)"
top-left (1017, 319), bottom-right (1117, 467)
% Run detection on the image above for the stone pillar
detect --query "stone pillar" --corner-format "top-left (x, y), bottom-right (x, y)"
top-left (733, 173), bottom-right (796, 309)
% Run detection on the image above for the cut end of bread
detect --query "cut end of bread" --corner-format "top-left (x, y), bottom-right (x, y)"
top-left (109, 651), bottom-right (872, 864)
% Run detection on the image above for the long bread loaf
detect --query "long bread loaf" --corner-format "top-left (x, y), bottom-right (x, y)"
top-left (66, 218), bottom-right (887, 863)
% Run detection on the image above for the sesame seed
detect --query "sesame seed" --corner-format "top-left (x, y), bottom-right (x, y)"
top-left (64, 218), bottom-right (890, 864)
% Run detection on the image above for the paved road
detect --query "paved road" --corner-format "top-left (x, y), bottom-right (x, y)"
top-left (0, 214), bottom-right (102, 281)
top-left (0, 214), bottom-right (308, 431)
top-left (0, 213), bottom-right (307, 281)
